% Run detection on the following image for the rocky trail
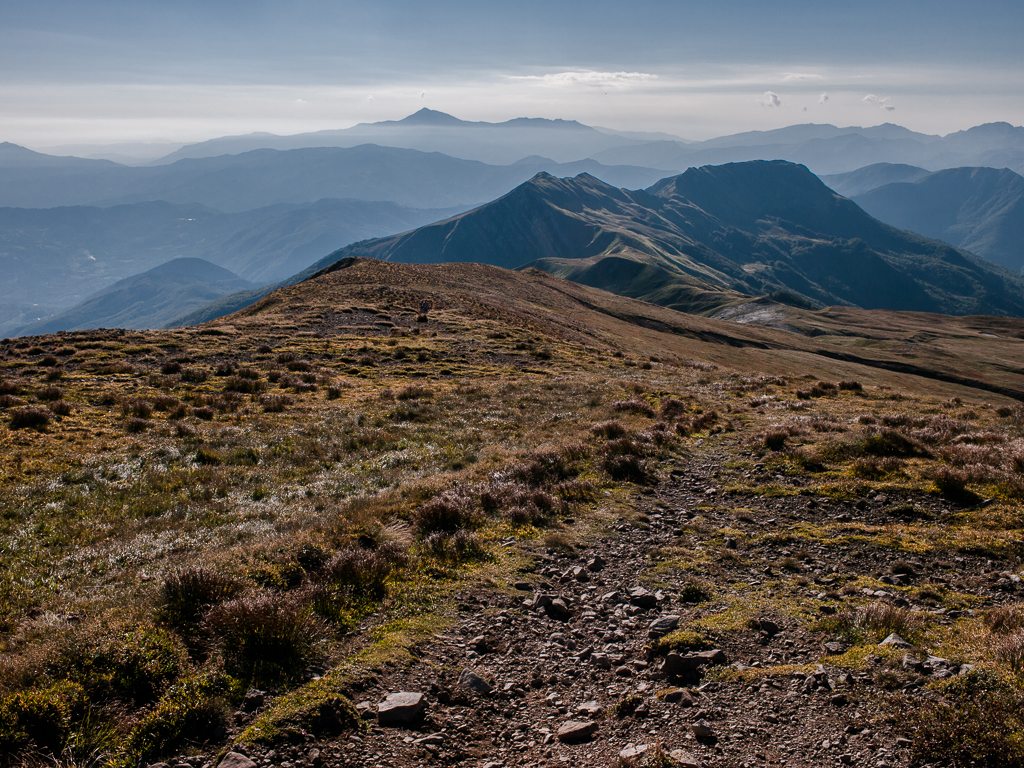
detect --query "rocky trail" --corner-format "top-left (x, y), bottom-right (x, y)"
top-left (173, 445), bottom-right (1023, 768)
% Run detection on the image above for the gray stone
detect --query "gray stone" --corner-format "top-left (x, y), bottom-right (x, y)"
top-left (880, 632), bottom-right (912, 648)
top-left (458, 669), bottom-right (492, 694)
top-left (218, 754), bottom-right (256, 768)
top-left (823, 641), bottom-right (846, 655)
top-left (692, 719), bottom-right (715, 739)
top-left (587, 555), bottom-right (606, 572)
top-left (578, 700), bottom-right (602, 716)
top-left (557, 719), bottom-right (598, 743)
top-left (663, 687), bottom-right (696, 706)
top-left (648, 614), bottom-right (681, 638)
top-left (547, 597), bottom-right (571, 621)
top-left (619, 744), bottom-right (648, 764)
top-left (669, 750), bottom-right (701, 768)
top-left (662, 649), bottom-right (728, 676)
top-left (413, 733), bottom-right (445, 746)
top-left (628, 587), bottom-right (658, 609)
top-left (591, 652), bottom-right (612, 669)
top-left (377, 691), bottom-right (426, 726)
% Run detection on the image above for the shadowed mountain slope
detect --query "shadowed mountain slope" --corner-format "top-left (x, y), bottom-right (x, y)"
top-left (17, 258), bottom-right (255, 335)
top-left (819, 163), bottom-right (931, 198)
top-left (282, 161), bottom-right (1024, 318)
top-left (853, 166), bottom-right (1024, 273)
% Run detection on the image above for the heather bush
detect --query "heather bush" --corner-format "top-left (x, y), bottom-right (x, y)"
top-left (9, 406), bottom-right (51, 431)
top-left (611, 398), bottom-right (656, 417)
top-left (203, 593), bottom-right (325, 684)
top-left (35, 385), bottom-right (63, 402)
top-left (156, 566), bottom-right (243, 637)
top-left (48, 400), bottom-right (73, 417)
top-left (412, 490), bottom-right (481, 534)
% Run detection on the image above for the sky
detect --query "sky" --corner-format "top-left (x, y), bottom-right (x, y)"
top-left (3, 0), bottom-right (1023, 150)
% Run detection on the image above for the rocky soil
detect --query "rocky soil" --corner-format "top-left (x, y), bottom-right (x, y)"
top-left (149, 446), bottom-right (1021, 768)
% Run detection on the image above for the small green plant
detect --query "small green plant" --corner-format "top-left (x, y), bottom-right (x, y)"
top-left (124, 671), bottom-right (232, 764)
top-left (904, 669), bottom-right (1024, 768)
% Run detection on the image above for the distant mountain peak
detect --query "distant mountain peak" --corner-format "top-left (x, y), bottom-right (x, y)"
top-left (395, 108), bottom-right (466, 127)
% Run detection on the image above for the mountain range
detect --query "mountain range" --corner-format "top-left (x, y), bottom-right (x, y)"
top-left (0, 141), bottom-right (672, 211)
top-left (174, 160), bottom-right (1024, 328)
top-left (6, 110), bottom-right (1024, 337)
top-left (135, 111), bottom-right (1024, 177)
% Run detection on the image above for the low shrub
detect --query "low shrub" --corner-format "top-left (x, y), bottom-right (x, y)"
top-left (9, 406), bottom-right (51, 431)
top-left (0, 379), bottom-right (23, 396)
top-left (323, 542), bottom-right (408, 599)
top-left (152, 395), bottom-right (182, 412)
top-left (48, 401), bottom-right (73, 417)
top-left (123, 399), bottom-right (154, 418)
top-left (160, 360), bottom-right (182, 375)
top-left (260, 394), bottom-right (292, 413)
top-left (193, 406), bottom-right (215, 421)
top-left (35, 386), bottom-right (63, 402)
top-left (602, 453), bottom-right (652, 484)
top-left (659, 398), bottom-right (688, 420)
top-left (611, 398), bottom-right (656, 418)
top-left (396, 384), bottom-right (433, 400)
top-left (125, 671), bottom-right (231, 764)
top-left (412, 490), bottom-right (481, 534)
top-left (204, 593), bottom-right (325, 685)
top-left (156, 566), bottom-right (243, 637)
top-left (179, 367), bottom-right (207, 383)
top-left (904, 669), bottom-right (1024, 768)
top-left (0, 680), bottom-right (86, 760)
top-left (0, 394), bottom-right (24, 408)
top-left (677, 579), bottom-right (714, 604)
top-left (590, 420), bottom-right (627, 439)
top-left (125, 417), bottom-right (152, 433)
top-left (421, 530), bottom-right (488, 564)
top-left (861, 428), bottom-right (928, 458)
top-left (986, 604), bottom-right (1024, 634)
top-left (50, 624), bottom-right (189, 706)
top-left (223, 376), bottom-right (264, 394)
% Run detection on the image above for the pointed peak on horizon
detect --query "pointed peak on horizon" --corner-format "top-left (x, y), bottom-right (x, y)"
top-left (395, 108), bottom-right (466, 127)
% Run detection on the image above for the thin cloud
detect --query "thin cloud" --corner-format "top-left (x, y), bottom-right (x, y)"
top-left (782, 73), bottom-right (823, 82)
top-left (863, 93), bottom-right (895, 111)
top-left (512, 70), bottom-right (658, 88)
top-left (758, 91), bottom-right (781, 107)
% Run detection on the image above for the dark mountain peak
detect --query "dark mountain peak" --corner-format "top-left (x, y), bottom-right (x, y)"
top-left (395, 108), bottom-right (466, 127)
top-left (499, 117), bottom-right (590, 131)
top-left (514, 155), bottom-right (557, 165)
top-left (650, 159), bottom-right (831, 205)
top-left (648, 160), bottom-right (879, 240)
top-left (145, 257), bottom-right (246, 282)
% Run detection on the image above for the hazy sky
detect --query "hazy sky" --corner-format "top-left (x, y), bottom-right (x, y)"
top-left (4, 0), bottom-right (1023, 149)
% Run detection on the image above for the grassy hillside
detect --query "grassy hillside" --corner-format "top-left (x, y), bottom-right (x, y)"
top-left (2, 259), bottom-right (1024, 767)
